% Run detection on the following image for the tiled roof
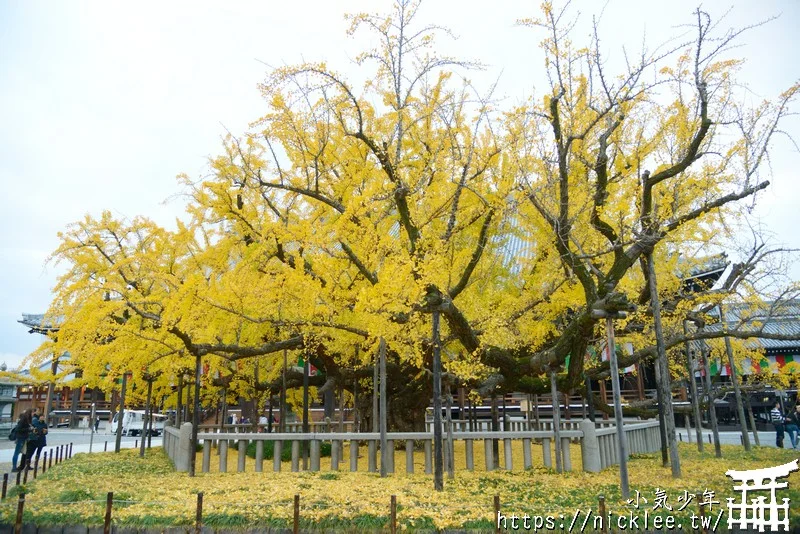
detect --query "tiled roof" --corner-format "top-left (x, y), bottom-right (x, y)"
top-left (18, 313), bottom-right (62, 333)
top-left (678, 253), bottom-right (729, 279)
top-left (706, 300), bottom-right (800, 350)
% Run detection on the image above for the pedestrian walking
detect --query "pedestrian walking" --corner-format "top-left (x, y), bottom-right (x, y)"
top-left (771, 402), bottom-right (786, 448)
top-left (10, 409), bottom-right (32, 472)
top-left (29, 410), bottom-right (48, 464)
top-left (785, 404), bottom-right (800, 450)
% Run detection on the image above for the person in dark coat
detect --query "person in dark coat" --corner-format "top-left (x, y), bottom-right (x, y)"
top-left (29, 410), bottom-right (48, 465)
top-left (786, 404), bottom-right (800, 450)
top-left (11, 409), bottom-right (32, 472)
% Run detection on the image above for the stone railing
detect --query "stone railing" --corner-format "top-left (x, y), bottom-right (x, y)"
top-left (423, 418), bottom-right (620, 432)
top-left (165, 419), bottom-right (661, 475)
top-left (198, 420), bottom-right (357, 434)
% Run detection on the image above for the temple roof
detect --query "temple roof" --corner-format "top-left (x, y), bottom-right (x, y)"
top-left (707, 300), bottom-right (800, 351)
top-left (18, 313), bottom-right (62, 334)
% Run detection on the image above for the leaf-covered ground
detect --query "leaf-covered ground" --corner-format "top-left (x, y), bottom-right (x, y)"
top-left (0, 442), bottom-right (798, 530)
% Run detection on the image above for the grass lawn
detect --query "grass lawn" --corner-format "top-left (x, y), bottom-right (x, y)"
top-left (0, 442), bottom-right (798, 530)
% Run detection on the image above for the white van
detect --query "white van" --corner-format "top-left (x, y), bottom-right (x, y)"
top-left (109, 410), bottom-right (167, 437)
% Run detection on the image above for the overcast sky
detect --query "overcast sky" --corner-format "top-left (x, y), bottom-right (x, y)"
top-left (1, 1), bottom-right (798, 371)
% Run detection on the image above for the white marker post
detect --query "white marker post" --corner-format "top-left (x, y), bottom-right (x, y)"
top-left (89, 403), bottom-right (96, 453)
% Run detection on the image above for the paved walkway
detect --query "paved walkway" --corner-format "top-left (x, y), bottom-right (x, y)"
top-left (0, 429), bottom-right (163, 475)
top-left (675, 427), bottom-right (799, 449)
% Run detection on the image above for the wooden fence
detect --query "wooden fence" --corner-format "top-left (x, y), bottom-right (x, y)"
top-left (165, 419), bottom-right (661, 475)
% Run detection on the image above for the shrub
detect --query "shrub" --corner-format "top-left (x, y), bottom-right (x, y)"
top-left (243, 439), bottom-right (331, 461)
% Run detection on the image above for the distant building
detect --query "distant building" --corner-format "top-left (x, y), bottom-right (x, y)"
top-left (0, 365), bottom-right (21, 422)
top-left (17, 313), bottom-right (112, 426)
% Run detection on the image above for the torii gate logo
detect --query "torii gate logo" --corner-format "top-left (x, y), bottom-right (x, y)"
top-left (726, 459), bottom-right (798, 532)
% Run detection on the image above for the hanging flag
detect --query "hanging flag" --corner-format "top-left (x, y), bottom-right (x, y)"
top-left (709, 359), bottom-right (731, 377)
top-left (751, 356), bottom-right (771, 374)
top-left (775, 354), bottom-right (798, 373)
top-left (598, 341), bottom-right (635, 373)
top-left (296, 355), bottom-right (318, 376)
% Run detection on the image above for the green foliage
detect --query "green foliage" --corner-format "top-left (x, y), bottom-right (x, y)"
top-left (202, 512), bottom-right (250, 527)
top-left (6, 485), bottom-right (27, 498)
top-left (244, 439), bottom-right (331, 461)
top-left (54, 488), bottom-right (94, 503)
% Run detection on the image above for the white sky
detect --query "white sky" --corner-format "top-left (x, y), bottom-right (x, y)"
top-left (1, 0), bottom-right (798, 371)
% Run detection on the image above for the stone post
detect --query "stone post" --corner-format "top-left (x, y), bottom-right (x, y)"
top-left (175, 422), bottom-right (193, 472)
top-left (580, 419), bottom-right (600, 472)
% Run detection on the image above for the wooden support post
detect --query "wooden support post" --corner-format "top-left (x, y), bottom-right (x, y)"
top-left (42, 452), bottom-right (46, 474)
top-left (14, 493), bottom-right (24, 534)
top-left (406, 440), bottom-right (414, 473)
top-left (698, 493), bottom-right (709, 534)
top-left (1, 473), bottom-right (6, 500)
top-left (598, 495), bottom-right (607, 534)
top-left (103, 492), bottom-right (113, 534)
top-left (195, 492), bottom-right (203, 534)
top-left (390, 495), bottom-right (397, 534)
top-left (494, 495), bottom-right (500, 534)
top-left (465, 439), bottom-right (474, 471)
top-left (293, 494), bottom-right (300, 534)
